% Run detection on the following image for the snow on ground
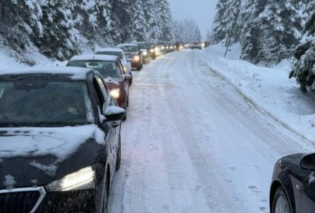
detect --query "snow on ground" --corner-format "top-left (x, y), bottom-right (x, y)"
top-left (109, 50), bottom-right (314, 213)
top-left (201, 43), bottom-right (315, 144)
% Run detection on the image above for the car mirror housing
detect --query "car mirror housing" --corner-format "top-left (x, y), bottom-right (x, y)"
top-left (124, 74), bottom-right (132, 80)
top-left (300, 153), bottom-right (315, 170)
top-left (104, 106), bottom-right (126, 122)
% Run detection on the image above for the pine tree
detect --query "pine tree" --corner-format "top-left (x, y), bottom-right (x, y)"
top-left (132, 0), bottom-right (148, 41)
top-left (213, 0), bottom-right (229, 43)
top-left (155, 0), bottom-right (174, 41)
top-left (142, 0), bottom-right (161, 42)
top-left (290, 2), bottom-right (315, 92)
top-left (37, 0), bottom-right (80, 60)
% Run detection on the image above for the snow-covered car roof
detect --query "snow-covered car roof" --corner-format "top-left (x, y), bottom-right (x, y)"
top-left (117, 43), bottom-right (138, 47)
top-left (95, 47), bottom-right (124, 53)
top-left (70, 54), bottom-right (119, 62)
top-left (0, 66), bottom-right (94, 80)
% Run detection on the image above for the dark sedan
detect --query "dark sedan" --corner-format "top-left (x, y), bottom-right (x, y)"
top-left (0, 67), bottom-right (125, 213)
top-left (270, 153), bottom-right (315, 213)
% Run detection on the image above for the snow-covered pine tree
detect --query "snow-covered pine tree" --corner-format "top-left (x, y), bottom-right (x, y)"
top-left (131, 0), bottom-right (148, 41)
top-left (239, 0), bottom-right (302, 65)
top-left (37, 0), bottom-right (80, 60)
top-left (94, 0), bottom-right (115, 45)
top-left (223, 0), bottom-right (241, 44)
top-left (111, 0), bottom-right (134, 43)
top-left (290, 2), bottom-right (315, 92)
top-left (154, 0), bottom-right (174, 41)
top-left (142, 0), bottom-right (161, 42)
top-left (212, 0), bottom-right (229, 43)
top-left (0, 0), bottom-right (43, 53)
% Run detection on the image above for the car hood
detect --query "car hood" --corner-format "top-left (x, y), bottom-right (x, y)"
top-left (0, 125), bottom-right (105, 189)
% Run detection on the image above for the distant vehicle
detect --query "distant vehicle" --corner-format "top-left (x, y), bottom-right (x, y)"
top-left (0, 67), bottom-right (125, 213)
top-left (190, 41), bottom-right (203, 50)
top-left (95, 47), bottom-right (132, 85)
top-left (117, 43), bottom-right (143, 71)
top-left (133, 42), bottom-right (151, 64)
top-left (67, 55), bottom-right (131, 119)
top-left (270, 153), bottom-right (315, 213)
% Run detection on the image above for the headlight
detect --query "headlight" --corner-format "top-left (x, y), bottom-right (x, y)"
top-left (46, 166), bottom-right (95, 192)
top-left (133, 55), bottom-right (140, 61)
top-left (110, 89), bottom-right (121, 99)
top-left (123, 66), bottom-right (128, 72)
top-left (142, 51), bottom-right (148, 56)
top-left (150, 49), bottom-right (154, 53)
top-left (161, 46), bottom-right (165, 50)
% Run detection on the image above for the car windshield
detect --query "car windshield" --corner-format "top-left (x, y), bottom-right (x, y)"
top-left (0, 80), bottom-right (93, 127)
top-left (67, 60), bottom-right (119, 78)
top-left (120, 46), bottom-right (138, 52)
top-left (96, 51), bottom-right (123, 60)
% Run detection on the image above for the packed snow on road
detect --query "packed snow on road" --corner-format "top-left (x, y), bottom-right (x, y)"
top-left (106, 48), bottom-right (315, 213)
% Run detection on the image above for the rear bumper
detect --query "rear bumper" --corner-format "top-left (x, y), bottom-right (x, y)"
top-left (131, 61), bottom-right (141, 68)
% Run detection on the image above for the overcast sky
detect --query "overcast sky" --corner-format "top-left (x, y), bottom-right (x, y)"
top-left (168, 0), bottom-right (218, 39)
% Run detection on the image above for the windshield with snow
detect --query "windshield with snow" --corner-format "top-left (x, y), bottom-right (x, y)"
top-left (68, 60), bottom-right (119, 78)
top-left (0, 81), bottom-right (92, 127)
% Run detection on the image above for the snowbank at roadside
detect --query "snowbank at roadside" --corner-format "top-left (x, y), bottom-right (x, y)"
top-left (201, 43), bottom-right (315, 144)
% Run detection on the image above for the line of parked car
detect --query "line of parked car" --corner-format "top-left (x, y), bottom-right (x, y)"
top-left (0, 40), bottom-right (312, 213)
top-left (0, 41), bottom-right (177, 213)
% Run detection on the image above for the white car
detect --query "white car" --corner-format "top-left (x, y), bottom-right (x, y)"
top-left (95, 47), bottom-right (132, 74)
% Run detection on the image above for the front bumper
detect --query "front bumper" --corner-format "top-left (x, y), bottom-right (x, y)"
top-left (0, 187), bottom-right (97, 213)
top-left (36, 189), bottom-right (96, 213)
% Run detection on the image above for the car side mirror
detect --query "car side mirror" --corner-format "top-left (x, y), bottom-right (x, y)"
top-left (301, 153), bottom-right (315, 170)
top-left (104, 106), bottom-right (126, 122)
top-left (124, 74), bottom-right (132, 80)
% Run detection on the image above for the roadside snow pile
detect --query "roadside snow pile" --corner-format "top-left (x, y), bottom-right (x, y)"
top-left (201, 43), bottom-right (315, 143)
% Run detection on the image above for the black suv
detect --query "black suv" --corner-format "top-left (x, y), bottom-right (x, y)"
top-left (0, 67), bottom-right (125, 213)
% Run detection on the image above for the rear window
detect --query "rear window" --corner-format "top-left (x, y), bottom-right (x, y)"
top-left (96, 51), bottom-right (123, 60)
top-left (67, 60), bottom-right (119, 78)
top-left (120, 46), bottom-right (138, 52)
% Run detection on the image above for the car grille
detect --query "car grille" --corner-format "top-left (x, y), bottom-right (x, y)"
top-left (0, 187), bottom-right (45, 213)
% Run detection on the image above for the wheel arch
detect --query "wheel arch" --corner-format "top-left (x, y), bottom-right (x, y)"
top-left (270, 172), bottom-right (296, 213)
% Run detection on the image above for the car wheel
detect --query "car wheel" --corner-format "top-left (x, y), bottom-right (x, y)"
top-left (272, 187), bottom-right (292, 213)
top-left (116, 137), bottom-right (121, 171)
top-left (137, 65), bottom-right (141, 71)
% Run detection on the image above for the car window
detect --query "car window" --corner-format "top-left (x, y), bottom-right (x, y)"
top-left (0, 80), bottom-right (93, 127)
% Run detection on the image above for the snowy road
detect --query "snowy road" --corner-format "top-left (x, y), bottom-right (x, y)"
top-left (109, 50), bottom-right (313, 213)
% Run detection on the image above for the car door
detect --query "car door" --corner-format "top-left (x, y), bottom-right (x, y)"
top-left (93, 75), bottom-right (119, 175)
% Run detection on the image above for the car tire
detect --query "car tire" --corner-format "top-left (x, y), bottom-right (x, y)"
top-left (272, 187), bottom-right (292, 213)
top-left (137, 65), bottom-right (142, 71)
top-left (102, 176), bottom-right (109, 213)
top-left (116, 137), bottom-right (121, 171)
